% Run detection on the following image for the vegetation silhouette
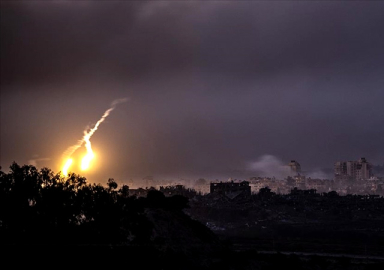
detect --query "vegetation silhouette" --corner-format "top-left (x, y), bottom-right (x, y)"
top-left (0, 162), bottom-right (217, 243)
top-left (0, 162), bottom-right (225, 268)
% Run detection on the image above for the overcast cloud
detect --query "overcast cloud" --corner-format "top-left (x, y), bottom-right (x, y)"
top-left (1, 1), bottom-right (383, 184)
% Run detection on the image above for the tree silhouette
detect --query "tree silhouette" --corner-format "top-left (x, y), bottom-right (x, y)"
top-left (0, 163), bottom-right (149, 245)
top-left (0, 162), bottom-right (204, 248)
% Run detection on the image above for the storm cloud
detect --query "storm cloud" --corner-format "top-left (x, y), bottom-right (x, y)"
top-left (1, 1), bottom-right (383, 183)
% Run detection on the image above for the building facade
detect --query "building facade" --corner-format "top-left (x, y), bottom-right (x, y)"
top-left (334, 157), bottom-right (372, 180)
top-left (288, 160), bottom-right (301, 175)
top-left (210, 180), bottom-right (251, 200)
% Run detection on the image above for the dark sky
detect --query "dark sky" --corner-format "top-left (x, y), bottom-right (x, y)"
top-left (1, 1), bottom-right (383, 184)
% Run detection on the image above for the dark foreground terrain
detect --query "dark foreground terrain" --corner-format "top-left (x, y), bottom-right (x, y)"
top-left (2, 164), bottom-right (384, 269)
top-left (185, 188), bottom-right (384, 269)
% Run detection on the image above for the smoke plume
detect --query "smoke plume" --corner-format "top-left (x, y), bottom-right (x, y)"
top-left (62, 98), bottom-right (128, 159)
top-left (247, 155), bottom-right (291, 179)
top-left (28, 156), bottom-right (51, 167)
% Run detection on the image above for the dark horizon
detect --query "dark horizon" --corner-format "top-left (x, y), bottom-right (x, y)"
top-left (1, 1), bottom-right (383, 184)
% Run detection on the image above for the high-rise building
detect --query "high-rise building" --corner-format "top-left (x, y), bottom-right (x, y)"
top-left (334, 157), bottom-right (372, 180)
top-left (288, 160), bottom-right (301, 175)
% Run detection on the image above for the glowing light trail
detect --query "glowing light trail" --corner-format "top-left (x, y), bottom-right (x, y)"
top-left (81, 130), bottom-right (95, 170)
top-left (61, 98), bottom-right (127, 176)
top-left (62, 158), bottom-right (73, 177)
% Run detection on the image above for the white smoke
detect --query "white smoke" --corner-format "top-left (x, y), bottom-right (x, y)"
top-left (28, 156), bottom-right (51, 167)
top-left (247, 154), bottom-right (291, 179)
top-left (111, 98), bottom-right (128, 107)
top-left (62, 98), bottom-right (128, 159)
top-left (248, 155), bottom-right (333, 180)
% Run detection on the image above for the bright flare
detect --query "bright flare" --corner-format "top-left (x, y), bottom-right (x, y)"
top-left (62, 158), bottom-right (73, 176)
top-left (60, 98), bottom-right (127, 174)
top-left (81, 153), bottom-right (94, 170)
top-left (81, 133), bottom-right (95, 170)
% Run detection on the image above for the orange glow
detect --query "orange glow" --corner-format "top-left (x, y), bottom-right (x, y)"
top-left (62, 158), bottom-right (73, 176)
top-left (60, 98), bottom-right (127, 175)
top-left (80, 130), bottom-right (95, 171)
